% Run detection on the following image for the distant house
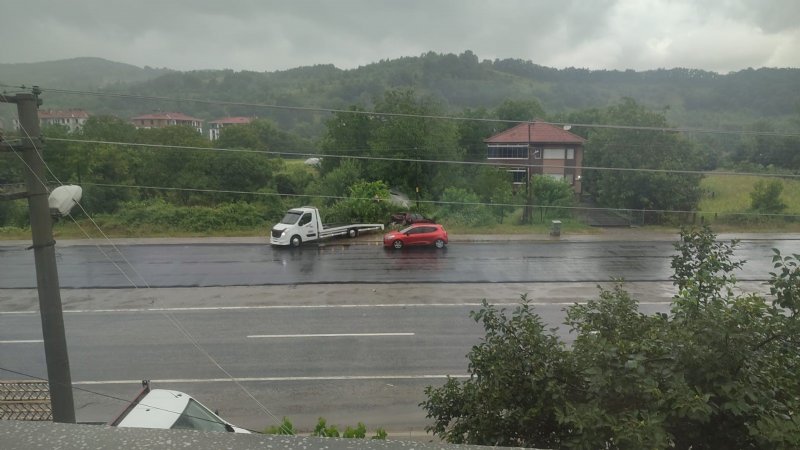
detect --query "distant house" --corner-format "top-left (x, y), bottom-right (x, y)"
top-left (33, 109), bottom-right (90, 133)
top-left (207, 116), bottom-right (254, 140)
top-left (131, 112), bottom-right (203, 134)
top-left (484, 121), bottom-right (586, 193)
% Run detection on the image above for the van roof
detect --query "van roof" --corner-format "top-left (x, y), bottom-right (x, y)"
top-left (115, 389), bottom-right (189, 429)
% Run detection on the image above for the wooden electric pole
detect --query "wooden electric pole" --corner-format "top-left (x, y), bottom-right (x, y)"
top-left (0, 87), bottom-right (76, 423)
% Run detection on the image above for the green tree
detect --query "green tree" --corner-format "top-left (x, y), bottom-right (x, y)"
top-left (472, 167), bottom-right (515, 223)
top-left (530, 175), bottom-right (575, 220)
top-left (367, 89), bottom-right (461, 197)
top-left (582, 99), bottom-right (704, 223)
top-left (457, 107), bottom-right (497, 161)
top-left (320, 89), bottom-right (462, 198)
top-left (422, 226), bottom-right (800, 448)
top-left (319, 107), bottom-right (373, 175)
top-left (750, 179), bottom-right (786, 214)
top-left (325, 180), bottom-right (392, 224)
top-left (494, 99), bottom-right (547, 124)
top-left (42, 121), bottom-right (137, 213)
top-left (215, 119), bottom-right (311, 155)
top-left (134, 125), bottom-right (212, 205)
top-left (309, 159), bottom-right (364, 203)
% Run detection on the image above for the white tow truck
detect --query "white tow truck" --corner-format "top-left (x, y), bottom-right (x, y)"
top-left (270, 206), bottom-right (384, 247)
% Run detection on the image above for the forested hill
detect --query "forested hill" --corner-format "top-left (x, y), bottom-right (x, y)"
top-left (0, 57), bottom-right (171, 90)
top-left (2, 51), bottom-right (798, 137)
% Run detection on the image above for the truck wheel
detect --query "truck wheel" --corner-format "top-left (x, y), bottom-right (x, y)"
top-left (290, 235), bottom-right (302, 247)
top-left (434, 239), bottom-right (446, 249)
top-left (392, 240), bottom-right (404, 250)
top-left (348, 228), bottom-right (359, 238)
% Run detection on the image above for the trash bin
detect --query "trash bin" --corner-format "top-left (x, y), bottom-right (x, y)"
top-left (550, 220), bottom-right (562, 237)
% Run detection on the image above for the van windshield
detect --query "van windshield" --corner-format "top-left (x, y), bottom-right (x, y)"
top-left (171, 399), bottom-right (229, 432)
top-left (279, 211), bottom-right (302, 225)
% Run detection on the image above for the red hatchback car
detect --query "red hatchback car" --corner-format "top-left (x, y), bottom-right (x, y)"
top-left (383, 223), bottom-right (448, 249)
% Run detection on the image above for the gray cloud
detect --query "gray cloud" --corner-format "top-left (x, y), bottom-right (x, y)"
top-left (1, 0), bottom-right (797, 72)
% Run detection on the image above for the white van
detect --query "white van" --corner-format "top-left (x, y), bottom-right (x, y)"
top-left (110, 384), bottom-right (250, 434)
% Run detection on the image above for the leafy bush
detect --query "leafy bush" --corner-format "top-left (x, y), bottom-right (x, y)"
top-left (750, 179), bottom-right (786, 214)
top-left (0, 199), bottom-right (29, 227)
top-left (263, 417), bottom-right (295, 435)
top-left (325, 180), bottom-right (394, 223)
top-left (436, 187), bottom-right (494, 226)
top-left (263, 417), bottom-right (386, 440)
top-left (422, 226), bottom-right (800, 448)
top-left (103, 199), bottom-right (271, 232)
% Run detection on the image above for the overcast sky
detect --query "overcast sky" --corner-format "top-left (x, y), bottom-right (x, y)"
top-left (2, 0), bottom-right (798, 73)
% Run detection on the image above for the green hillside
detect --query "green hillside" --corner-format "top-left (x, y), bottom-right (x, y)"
top-left (1, 52), bottom-right (798, 138)
top-left (0, 57), bottom-right (171, 89)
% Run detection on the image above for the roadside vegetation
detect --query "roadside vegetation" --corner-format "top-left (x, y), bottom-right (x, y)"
top-left (422, 226), bottom-right (800, 448)
top-left (2, 86), bottom-right (799, 239)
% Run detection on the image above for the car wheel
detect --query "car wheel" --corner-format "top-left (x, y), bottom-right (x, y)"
top-left (434, 239), bottom-right (445, 249)
top-left (290, 235), bottom-right (302, 247)
top-left (392, 240), bottom-right (404, 250)
top-left (347, 228), bottom-right (358, 238)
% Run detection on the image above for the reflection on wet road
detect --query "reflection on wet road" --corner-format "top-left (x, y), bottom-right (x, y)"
top-left (1, 240), bottom-right (798, 288)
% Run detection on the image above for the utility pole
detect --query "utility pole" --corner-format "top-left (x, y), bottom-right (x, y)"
top-left (0, 87), bottom-right (76, 423)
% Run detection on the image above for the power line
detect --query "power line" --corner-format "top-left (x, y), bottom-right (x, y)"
top-left (47, 137), bottom-right (800, 179)
top-left (2, 82), bottom-right (799, 138)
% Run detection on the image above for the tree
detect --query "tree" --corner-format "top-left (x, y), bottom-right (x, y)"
top-left (472, 167), bottom-right (515, 224)
top-left (367, 89), bottom-right (462, 198)
top-left (530, 175), bottom-right (575, 220)
top-left (325, 180), bottom-right (392, 224)
top-left (320, 89), bottom-right (462, 199)
top-left (750, 179), bottom-right (786, 214)
top-left (582, 99), bottom-right (704, 223)
top-left (422, 226), bottom-right (800, 448)
top-left (494, 99), bottom-right (546, 124)
top-left (457, 107), bottom-right (497, 161)
top-left (215, 119), bottom-right (311, 155)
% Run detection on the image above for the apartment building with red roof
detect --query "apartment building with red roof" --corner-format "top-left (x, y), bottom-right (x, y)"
top-left (207, 116), bottom-right (254, 140)
top-left (484, 121), bottom-right (586, 193)
top-left (131, 112), bottom-right (203, 134)
top-left (37, 109), bottom-right (90, 133)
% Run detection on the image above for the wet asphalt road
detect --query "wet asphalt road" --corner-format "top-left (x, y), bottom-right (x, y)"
top-left (2, 239), bottom-right (800, 288)
top-left (2, 237), bottom-right (799, 434)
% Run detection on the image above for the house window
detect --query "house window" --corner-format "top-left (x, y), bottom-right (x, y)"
top-left (488, 145), bottom-right (528, 159)
top-left (508, 169), bottom-right (527, 184)
top-left (544, 149), bottom-right (565, 159)
top-left (566, 148), bottom-right (575, 159)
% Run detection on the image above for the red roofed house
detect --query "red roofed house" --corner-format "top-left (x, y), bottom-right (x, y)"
top-left (484, 121), bottom-right (586, 193)
top-left (207, 117), bottom-right (254, 141)
top-left (38, 109), bottom-right (90, 133)
top-left (131, 112), bottom-right (204, 134)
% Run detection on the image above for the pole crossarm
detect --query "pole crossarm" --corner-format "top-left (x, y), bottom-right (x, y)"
top-left (0, 190), bottom-right (28, 201)
top-left (1, 138), bottom-right (42, 152)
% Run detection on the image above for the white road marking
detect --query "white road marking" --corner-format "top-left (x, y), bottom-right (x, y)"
top-left (247, 332), bottom-right (414, 339)
top-left (73, 374), bottom-right (469, 385)
top-left (0, 339), bottom-right (43, 344)
top-left (0, 301), bottom-right (670, 315)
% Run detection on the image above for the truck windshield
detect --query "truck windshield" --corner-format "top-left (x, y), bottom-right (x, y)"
top-left (279, 211), bottom-right (302, 225)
